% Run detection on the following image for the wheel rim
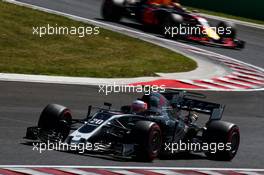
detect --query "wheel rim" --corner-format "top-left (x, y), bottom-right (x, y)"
top-left (230, 131), bottom-right (239, 155)
top-left (150, 130), bottom-right (161, 153)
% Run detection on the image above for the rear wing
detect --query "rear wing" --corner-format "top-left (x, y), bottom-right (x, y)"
top-left (161, 90), bottom-right (225, 120)
top-left (172, 97), bottom-right (225, 120)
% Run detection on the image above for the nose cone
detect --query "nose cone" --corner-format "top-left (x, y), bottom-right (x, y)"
top-left (205, 27), bottom-right (220, 40)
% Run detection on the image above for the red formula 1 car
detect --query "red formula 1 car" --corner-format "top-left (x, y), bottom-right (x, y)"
top-left (101, 0), bottom-right (245, 49)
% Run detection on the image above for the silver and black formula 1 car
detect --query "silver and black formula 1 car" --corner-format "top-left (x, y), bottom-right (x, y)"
top-left (101, 0), bottom-right (245, 49)
top-left (25, 90), bottom-right (240, 161)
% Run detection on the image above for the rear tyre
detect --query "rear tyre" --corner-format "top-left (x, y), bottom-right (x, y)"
top-left (203, 120), bottom-right (240, 161)
top-left (160, 14), bottom-right (182, 39)
top-left (101, 0), bottom-right (123, 22)
top-left (161, 17), bottom-right (174, 38)
top-left (38, 104), bottom-right (72, 141)
top-left (133, 121), bottom-right (162, 162)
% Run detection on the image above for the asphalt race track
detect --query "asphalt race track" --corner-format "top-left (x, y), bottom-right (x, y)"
top-left (0, 81), bottom-right (263, 168)
top-left (0, 0), bottom-right (263, 168)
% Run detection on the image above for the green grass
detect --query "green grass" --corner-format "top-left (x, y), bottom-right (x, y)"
top-left (0, 1), bottom-right (197, 78)
top-left (186, 6), bottom-right (264, 25)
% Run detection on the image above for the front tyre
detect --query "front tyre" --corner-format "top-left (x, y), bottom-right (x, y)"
top-left (101, 0), bottom-right (123, 22)
top-left (203, 120), bottom-right (240, 161)
top-left (234, 39), bottom-right (246, 49)
top-left (160, 17), bottom-right (174, 38)
top-left (38, 104), bottom-right (72, 141)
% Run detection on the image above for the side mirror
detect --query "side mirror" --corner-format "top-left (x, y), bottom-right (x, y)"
top-left (86, 105), bottom-right (92, 119)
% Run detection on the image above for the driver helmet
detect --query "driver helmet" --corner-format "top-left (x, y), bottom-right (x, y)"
top-left (131, 100), bottom-right (148, 114)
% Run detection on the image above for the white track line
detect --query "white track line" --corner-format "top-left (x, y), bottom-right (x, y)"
top-left (197, 170), bottom-right (225, 175)
top-left (214, 77), bottom-right (253, 88)
top-left (237, 171), bottom-right (264, 175)
top-left (151, 170), bottom-right (183, 175)
top-left (233, 72), bottom-right (264, 81)
top-left (226, 75), bottom-right (263, 85)
top-left (198, 79), bottom-right (238, 89)
top-left (1, 166), bottom-right (264, 172)
top-left (232, 69), bottom-right (264, 76)
top-left (177, 79), bottom-right (213, 89)
top-left (4, 168), bottom-right (51, 175)
top-left (111, 170), bottom-right (144, 175)
top-left (57, 168), bottom-right (100, 175)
